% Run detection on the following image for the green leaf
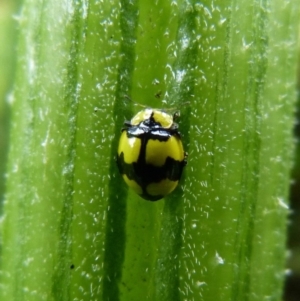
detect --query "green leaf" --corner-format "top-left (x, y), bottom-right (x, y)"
top-left (1, 1), bottom-right (299, 301)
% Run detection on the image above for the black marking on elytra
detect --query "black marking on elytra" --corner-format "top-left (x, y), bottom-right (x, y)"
top-left (117, 112), bottom-right (186, 201)
top-left (117, 130), bottom-right (185, 201)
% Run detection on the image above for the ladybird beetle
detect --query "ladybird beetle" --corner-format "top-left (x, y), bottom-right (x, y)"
top-left (117, 108), bottom-right (187, 201)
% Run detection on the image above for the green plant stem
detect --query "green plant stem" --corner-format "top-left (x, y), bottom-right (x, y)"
top-left (1, 1), bottom-right (299, 301)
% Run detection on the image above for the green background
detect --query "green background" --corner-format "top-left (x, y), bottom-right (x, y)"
top-left (0, 0), bottom-right (299, 300)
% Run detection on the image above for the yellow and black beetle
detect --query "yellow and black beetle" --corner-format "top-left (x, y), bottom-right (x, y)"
top-left (117, 108), bottom-right (187, 201)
